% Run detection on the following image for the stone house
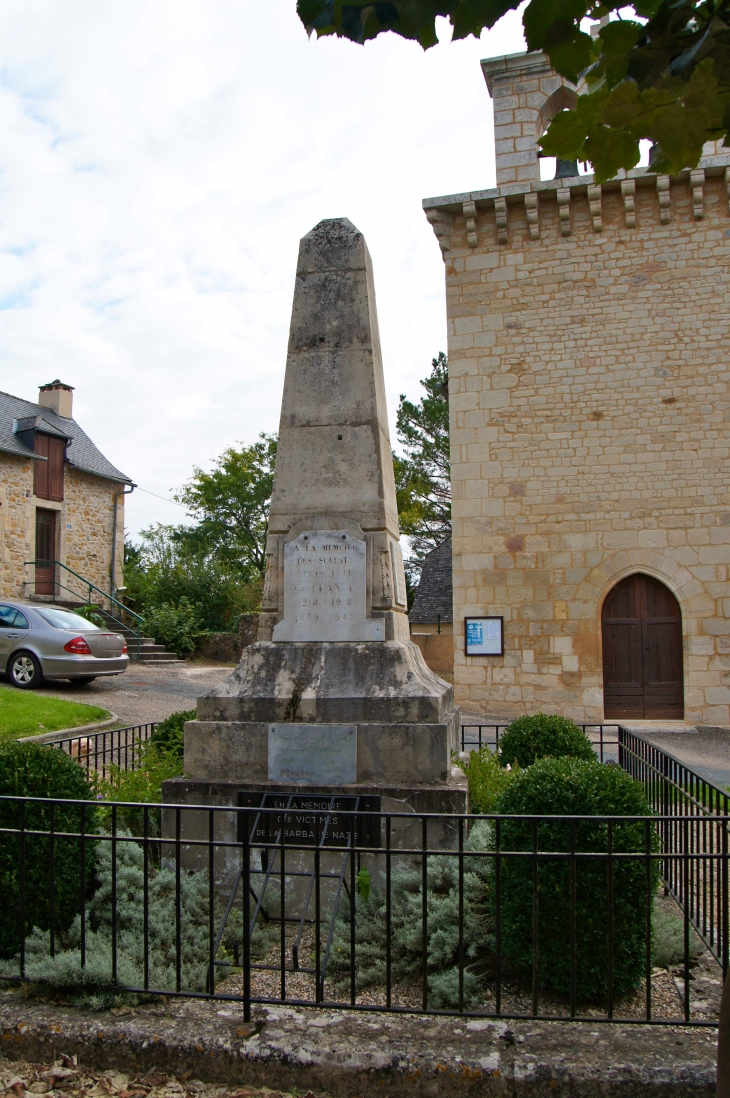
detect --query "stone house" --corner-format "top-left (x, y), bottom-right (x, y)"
top-left (423, 50), bottom-right (730, 726)
top-left (409, 538), bottom-right (454, 674)
top-left (0, 380), bottom-right (133, 603)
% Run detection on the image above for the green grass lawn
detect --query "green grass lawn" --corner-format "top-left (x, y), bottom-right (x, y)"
top-left (0, 686), bottom-right (111, 740)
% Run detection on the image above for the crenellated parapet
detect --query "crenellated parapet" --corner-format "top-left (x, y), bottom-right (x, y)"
top-left (423, 160), bottom-right (730, 254)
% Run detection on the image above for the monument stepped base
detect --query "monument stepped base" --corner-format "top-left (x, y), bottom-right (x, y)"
top-left (184, 639), bottom-right (460, 787)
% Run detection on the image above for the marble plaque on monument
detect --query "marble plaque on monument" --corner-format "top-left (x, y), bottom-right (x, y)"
top-left (272, 530), bottom-right (385, 641)
top-left (268, 723), bottom-right (357, 784)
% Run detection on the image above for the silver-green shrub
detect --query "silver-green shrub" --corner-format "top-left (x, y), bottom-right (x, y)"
top-left (3, 832), bottom-right (272, 1008)
top-left (327, 819), bottom-right (493, 1008)
top-left (3, 834), bottom-right (209, 1004)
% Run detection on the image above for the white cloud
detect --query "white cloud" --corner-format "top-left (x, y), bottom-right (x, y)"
top-left (0, 0), bottom-right (525, 537)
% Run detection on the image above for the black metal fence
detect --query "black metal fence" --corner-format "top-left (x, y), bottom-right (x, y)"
top-left (461, 722), bottom-right (621, 763)
top-left (0, 794), bottom-right (726, 1027)
top-left (48, 722), bottom-right (157, 780)
top-left (619, 725), bottom-right (730, 973)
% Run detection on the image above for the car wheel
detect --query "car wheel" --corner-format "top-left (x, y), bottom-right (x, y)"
top-left (72, 676), bottom-right (96, 686)
top-left (9, 651), bottom-right (43, 690)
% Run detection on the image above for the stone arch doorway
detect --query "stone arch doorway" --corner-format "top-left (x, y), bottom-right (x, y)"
top-left (601, 573), bottom-right (684, 720)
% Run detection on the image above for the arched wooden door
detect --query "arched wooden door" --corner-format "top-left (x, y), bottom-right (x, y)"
top-left (601, 574), bottom-right (684, 720)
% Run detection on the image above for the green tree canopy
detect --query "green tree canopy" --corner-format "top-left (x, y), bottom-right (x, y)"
top-left (174, 433), bottom-right (277, 579)
top-left (123, 435), bottom-right (276, 633)
top-left (394, 352), bottom-right (451, 573)
top-left (297, 0), bottom-right (729, 180)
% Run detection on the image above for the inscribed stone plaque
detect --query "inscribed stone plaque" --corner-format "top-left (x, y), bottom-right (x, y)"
top-left (268, 723), bottom-right (357, 785)
top-left (272, 530), bottom-right (384, 641)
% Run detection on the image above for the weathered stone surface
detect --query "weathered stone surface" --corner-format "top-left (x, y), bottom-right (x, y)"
top-left (197, 641), bottom-right (454, 724)
top-left (184, 714), bottom-right (458, 784)
top-left (176, 218), bottom-right (460, 806)
top-left (0, 990), bottom-right (717, 1096)
top-left (259, 218), bottom-right (407, 644)
top-left (163, 772), bottom-right (468, 891)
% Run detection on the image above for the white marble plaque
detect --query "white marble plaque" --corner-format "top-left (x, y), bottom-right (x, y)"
top-left (273, 530), bottom-right (384, 641)
top-left (268, 724), bottom-right (357, 784)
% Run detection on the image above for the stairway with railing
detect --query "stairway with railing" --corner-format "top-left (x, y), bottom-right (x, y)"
top-left (23, 559), bottom-right (180, 663)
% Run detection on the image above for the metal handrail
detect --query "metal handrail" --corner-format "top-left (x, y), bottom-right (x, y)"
top-left (24, 559), bottom-right (143, 623)
top-left (24, 559), bottom-right (143, 658)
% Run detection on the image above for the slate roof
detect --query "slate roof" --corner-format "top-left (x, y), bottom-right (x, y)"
top-left (409, 538), bottom-right (453, 623)
top-left (0, 389), bottom-right (133, 485)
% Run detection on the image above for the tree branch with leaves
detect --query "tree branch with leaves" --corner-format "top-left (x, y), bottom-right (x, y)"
top-left (298, 0), bottom-right (729, 180)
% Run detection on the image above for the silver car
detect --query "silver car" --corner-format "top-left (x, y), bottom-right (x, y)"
top-left (0, 601), bottom-right (129, 689)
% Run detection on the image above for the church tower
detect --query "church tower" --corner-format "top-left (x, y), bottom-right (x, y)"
top-left (424, 51), bottom-right (730, 726)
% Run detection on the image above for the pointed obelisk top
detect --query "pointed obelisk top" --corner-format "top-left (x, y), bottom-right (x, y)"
top-left (260, 218), bottom-right (409, 643)
top-left (268, 217), bottom-right (399, 539)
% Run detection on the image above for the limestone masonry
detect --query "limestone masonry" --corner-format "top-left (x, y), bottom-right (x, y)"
top-left (424, 51), bottom-right (730, 726)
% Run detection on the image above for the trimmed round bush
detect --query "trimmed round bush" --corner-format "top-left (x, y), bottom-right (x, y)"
top-left (0, 743), bottom-right (97, 958)
top-left (498, 712), bottom-right (595, 769)
top-left (495, 757), bottom-right (658, 1003)
top-left (150, 708), bottom-right (195, 759)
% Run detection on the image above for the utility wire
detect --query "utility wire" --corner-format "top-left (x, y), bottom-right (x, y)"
top-left (134, 486), bottom-right (188, 509)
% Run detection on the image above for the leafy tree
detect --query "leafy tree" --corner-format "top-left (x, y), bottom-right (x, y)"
top-left (123, 436), bottom-right (275, 635)
top-left (174, 434), bottom-right (277, 579)
top-left (394, 352), bottom-right (451, 574)
top-left (123, 526), bottom-right (261, 634)
top-left (298, 0), bottom-right (729, 180)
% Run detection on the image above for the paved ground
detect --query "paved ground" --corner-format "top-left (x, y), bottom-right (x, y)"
top-left (640, 727), bottom-right (730, 791)
top-left (5, 662), bottom-right (236, 728)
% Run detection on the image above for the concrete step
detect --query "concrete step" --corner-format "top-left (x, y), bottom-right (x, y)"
top-left (129, 650), bottom-right (183, 663)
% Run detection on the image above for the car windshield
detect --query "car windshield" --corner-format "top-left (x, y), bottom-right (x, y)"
top-left (35, 608), bottom-right (101, 631)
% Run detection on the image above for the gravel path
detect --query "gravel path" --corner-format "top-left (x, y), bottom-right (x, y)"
top-left (6, 663), bottom-right (235, 728)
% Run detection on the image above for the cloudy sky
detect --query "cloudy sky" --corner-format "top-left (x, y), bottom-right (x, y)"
top-left (0, 0), bottom-right (526, 539)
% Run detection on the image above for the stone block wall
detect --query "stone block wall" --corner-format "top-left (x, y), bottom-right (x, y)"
top-left (0, 454), bottom-right (35, 600)
top-left (0, 453), bottom-right (123, 601)
top-left (424, 122), bottom-right (730, 724)
top-left (64, 467), bottom-right (123, 595)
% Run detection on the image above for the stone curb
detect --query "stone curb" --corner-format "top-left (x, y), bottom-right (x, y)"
top-left (17, 712), bottom-right (119, 745)
top-left (0, 993), bottom-right (717, 1097)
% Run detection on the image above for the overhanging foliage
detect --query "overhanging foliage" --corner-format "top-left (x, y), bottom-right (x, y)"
top-left (298, 0), bottom-right (730, 180)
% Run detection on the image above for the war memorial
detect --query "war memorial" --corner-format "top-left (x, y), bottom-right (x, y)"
top-left (163, 217), bottom-right (467, 878)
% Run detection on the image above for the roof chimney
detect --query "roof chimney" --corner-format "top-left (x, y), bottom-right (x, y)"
top-left (39, 379), bottom-right (74, 419)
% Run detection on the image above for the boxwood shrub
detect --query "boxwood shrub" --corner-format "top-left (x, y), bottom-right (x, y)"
top-left (0, 743), bottom-right (97, 958)
top-left (495, 757), bottom-right (658, 1002)
top-left (498, 713), bottom-right (595, 769)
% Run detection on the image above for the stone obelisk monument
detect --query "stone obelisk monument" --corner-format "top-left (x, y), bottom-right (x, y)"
top-left (166, 218), bottom-right (466, 823)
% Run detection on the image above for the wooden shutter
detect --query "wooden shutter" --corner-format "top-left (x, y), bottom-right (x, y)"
top-left (33, 433), bottom-right (49, 498)
top-left (47, 436), bottom-right (65, 501)
top-left (33, 434), bottom-right (65, 501)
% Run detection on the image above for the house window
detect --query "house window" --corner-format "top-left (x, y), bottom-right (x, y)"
top-left (34, 434), bottom-right (65, 501)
